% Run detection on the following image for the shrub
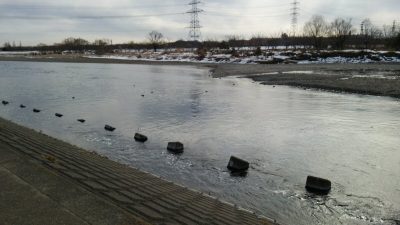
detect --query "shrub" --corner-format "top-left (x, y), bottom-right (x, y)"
top-left (254, 46), bottom-right (262, 56)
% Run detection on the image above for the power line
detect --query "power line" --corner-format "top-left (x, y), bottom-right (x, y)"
top-left (0, 3), bottom-right (188, 10)
top-left (188, 0), bottom-right (203, 41)
top-left (0, 12), bottom-right (186, 20)
top-left (204, 11), bottom-right (291, 18)
top-left (202, 2), bottom-right (292, 10)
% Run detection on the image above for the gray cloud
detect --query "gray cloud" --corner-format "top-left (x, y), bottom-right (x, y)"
top-left (0, 0), bottom-right (399, 45)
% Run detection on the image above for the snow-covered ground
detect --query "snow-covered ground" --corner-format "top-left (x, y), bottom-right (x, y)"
top-left (86, 53), bottom-right (261, 64)
top-left (87, 50), bottom-right (400, 64)
top-left (1, 48), bottom-right (399, 64)
top-left (0, 51), bottom-right (40, 56)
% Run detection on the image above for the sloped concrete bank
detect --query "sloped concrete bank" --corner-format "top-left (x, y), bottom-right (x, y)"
top-left (0, 117), bottom-right (274, 225)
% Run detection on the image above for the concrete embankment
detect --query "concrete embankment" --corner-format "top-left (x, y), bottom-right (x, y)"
top-left (0, 117), bottom-right (273, 225)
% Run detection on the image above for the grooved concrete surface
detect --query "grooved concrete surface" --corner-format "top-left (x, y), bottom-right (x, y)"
top-left (0, 117), bottom-right (274, 225)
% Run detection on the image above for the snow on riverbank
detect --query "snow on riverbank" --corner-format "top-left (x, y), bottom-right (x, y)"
top-left (86, 53), bottom-right (260, 64)
top-left (1, 49), bottom-right (399, 64)
top-left (86, 49), bottom-right (400, 64)
top-left (0, 51), bottom-right (40, 56)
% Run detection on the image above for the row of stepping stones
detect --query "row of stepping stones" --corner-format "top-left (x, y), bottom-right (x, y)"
top-left (2, 99), bottom-right (331, 195)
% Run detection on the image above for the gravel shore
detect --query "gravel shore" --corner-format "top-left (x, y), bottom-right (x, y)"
top-left (213, 63), bottom-right (400, 99)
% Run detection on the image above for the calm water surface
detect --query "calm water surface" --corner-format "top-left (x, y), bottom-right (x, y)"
top-left (0, 61), bottom-right (399, 225)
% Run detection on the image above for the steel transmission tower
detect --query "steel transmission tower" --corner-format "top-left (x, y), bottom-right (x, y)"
top-left (291, 0), bottom-right (299, 36)
top-left (188, 0), bottom-right (203, 41)
top-left (360, 21), bottom-right (364, 35)
top-left (392, 20), bottom-right (396, 34)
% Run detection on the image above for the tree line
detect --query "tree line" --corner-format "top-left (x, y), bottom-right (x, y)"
top-left (2, 15), bottom-right (400, 53)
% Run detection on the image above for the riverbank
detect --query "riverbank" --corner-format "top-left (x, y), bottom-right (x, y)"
top-left (0, 116), bottom-right (273, 225)
top-left (212, 63), bottom-right (400, 99)
top-left (0, 55), bottom-right (207, 67)
top-left (1, 55), bottom-right (400, 98)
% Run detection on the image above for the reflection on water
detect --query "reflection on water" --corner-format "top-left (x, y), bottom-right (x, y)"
top-left (0, 61), bottom-right (399, 225)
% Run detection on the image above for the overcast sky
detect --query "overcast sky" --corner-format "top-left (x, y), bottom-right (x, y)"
top-left (0, 0), bottom-right (399, 45)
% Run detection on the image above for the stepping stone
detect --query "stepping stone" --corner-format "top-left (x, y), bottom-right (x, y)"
top-left (33, 109), bottom-right (41, 113)
top-left (55, 113), bottom-right (63, 118)
top-left (167, 142), bottom-right (184, 154)
top-left (20, 104), bottom-right (26, 108)
top-left (2, 100), bottom-right (9, 105)
top-left (305, 176), bottom-right (331, 195)
top-left (77, 119), bottom-right (86, 123)
top-left (134, 133), bottom-right (148, 143)
top-left (104, 125), bottom-right (116, 132)
top-left (227, 156), bottom-right (249, 172)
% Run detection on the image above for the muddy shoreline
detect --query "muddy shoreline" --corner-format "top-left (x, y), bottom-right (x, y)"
top-left (1, 56), bottom-right (400, 99)
top-left (213, 63), bottom-right (400, 99)
top-left (0, 55), bottom-right (213, 68)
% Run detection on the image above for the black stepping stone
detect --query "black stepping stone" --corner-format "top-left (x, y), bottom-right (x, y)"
top-left (305, 176), bottom-right (331, 195)
top-left (167, 142), bottom-right (184, 154)
top-left (227, 156), bottom-right (249, 172)
top-left (104, 125), bottom-right (116, 132)
top-left (134, 133), bottom-right (148, 142)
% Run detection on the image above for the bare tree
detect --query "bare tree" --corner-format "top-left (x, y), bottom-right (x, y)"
top-left (61, 37), bottom-right (89, 52)
top-left (249, 33), bottom-right (267, 47)
top-left (147, 31), bottom-right (164, 52)
top-left (62, 37), bottom-right (89, 46)
top-left (382, 25), bottom-right (393, 38)
top-left (281, 33), bottom-right (290, 49)
top-left (329, 18), bottom-right (354, 49)
top-left (303, 15), bottom-right (329, 49)
top-left (225, 35), bottom-right (246, 48)
top-left (361, 19), bottom-right (382, 49)
top-left (382, 22), bottom-right (399, 38)
top-left (93, 39), bottom-right (112, 46)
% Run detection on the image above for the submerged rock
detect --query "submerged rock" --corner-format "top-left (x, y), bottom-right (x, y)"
top-left (20, 104), bottom-right (26, 108)
top-left (104, 125), bottom-right (116, 132)
top-left (134, 133), bottom-right (148, 142)
top-left (77, 119), bottom-right (86, 123)
top-left (33, 109), bottom-right (41, 113)
top-left (167, 142), bottom-right (184, 153)
top-left (2, 100), bottom-right (9, 105)
top-left (55, 113), bottom-right (63, 118)
top-left (305, 176), bottom-right (331, 195)
top-left (227, 156), bottom-right (249, 172)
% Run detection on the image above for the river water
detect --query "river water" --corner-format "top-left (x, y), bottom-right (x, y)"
top-left (0, 61), bottom-right (399, 225)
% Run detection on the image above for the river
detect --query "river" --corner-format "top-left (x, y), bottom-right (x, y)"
top-left (0, 61), bottom-right (399, 225)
